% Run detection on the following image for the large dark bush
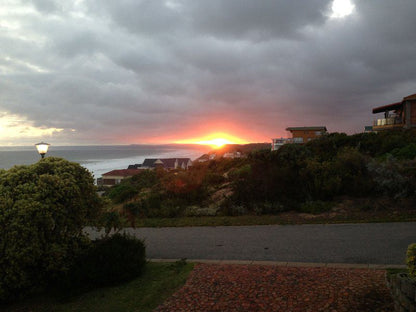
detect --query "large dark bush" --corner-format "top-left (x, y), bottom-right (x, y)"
top-left (233, 143), bottom-right (375, 208)
top-left (332, 147), bottom-right (372, 196)
top-left (301, 159), bottom-right (342, 200)
top-left (231, 144), bottom-right (310, 210)
top-left (0, 157), bottom-right (104, 302)
top-left (60, 234), bottom-right (146, 289)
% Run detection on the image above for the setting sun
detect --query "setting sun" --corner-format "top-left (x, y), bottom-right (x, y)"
top-left (175, 133), bottom-right (248, 149)
top-left (196, 138), bottom-right (234, 148)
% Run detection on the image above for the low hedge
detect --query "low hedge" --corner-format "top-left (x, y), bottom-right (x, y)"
top-left (56, 234), bottom-right (146, 290)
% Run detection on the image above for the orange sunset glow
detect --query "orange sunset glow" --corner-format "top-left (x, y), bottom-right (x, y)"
top-left (175, 133), bottom-right (248, 149)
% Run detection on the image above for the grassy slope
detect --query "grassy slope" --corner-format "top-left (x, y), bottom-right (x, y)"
top-left (4, 262), bottom-right (193, 312)
top-left (131, 211), bottom-right (416, 227)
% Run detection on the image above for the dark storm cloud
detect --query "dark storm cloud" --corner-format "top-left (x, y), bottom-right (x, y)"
top-left (91, 0), bottom-right (331, 39)
top-left (184, 0), bottom-right (331, 40)
top-left (1, 0), bottom-right (416, 145)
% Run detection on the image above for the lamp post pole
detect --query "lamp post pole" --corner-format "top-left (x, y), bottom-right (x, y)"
top-left (35, 142), bottom-right (50, 159)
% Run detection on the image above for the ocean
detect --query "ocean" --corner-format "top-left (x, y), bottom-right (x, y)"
top-left (0, 144), bottom-right (211, 179)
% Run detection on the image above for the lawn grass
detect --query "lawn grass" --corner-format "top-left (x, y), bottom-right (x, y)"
top-left (4, 261), bottom-right (193, 312)
top-left (131, 213), bottom-right (416, 228)
top-left (386, 267), bottom-right (409, 277)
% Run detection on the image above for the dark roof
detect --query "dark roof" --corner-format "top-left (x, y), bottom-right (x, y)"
top-left (404, 93), bottom-right (416, 101)
top-left (197, 154), bottom-right (210, 160)
top-left (102, 169), bottom-right (141, 177)
top-left (176, 158), bottom-right (192, 167)
top-left (142, 159), bottom-right (158, 167)
top-left (372, 102), bottom-right (402, 114)
top-left (286, 126), bottom-right (327, 131)
top-left (373, 93), bottom-right (416, 114)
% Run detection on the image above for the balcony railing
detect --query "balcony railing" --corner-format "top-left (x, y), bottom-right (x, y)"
top-left (373, 116), bottom-right (403, 127)
top-left (271, 138), bottom-right (293, 151)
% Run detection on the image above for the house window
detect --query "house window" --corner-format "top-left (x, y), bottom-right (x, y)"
top-left (293, 137), bottom-right (303, 143)
top-left (315, 131), bottom-right (322, 136)
top-left (115, 179), bottom-right (121, 184)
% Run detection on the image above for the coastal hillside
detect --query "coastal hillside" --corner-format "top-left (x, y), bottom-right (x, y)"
top-left (105, 130), bottom-right (416, 221)
top-left (210, 143), bottom-right (271, 155)
top-left (195, 143), bottom-right (270, 160)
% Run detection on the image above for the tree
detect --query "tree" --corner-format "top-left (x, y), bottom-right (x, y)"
top-left (0, 157), bottom-right (104, 302)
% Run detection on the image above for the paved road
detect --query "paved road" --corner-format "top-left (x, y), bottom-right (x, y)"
top-left (87, 222), bottom-right (416, 265)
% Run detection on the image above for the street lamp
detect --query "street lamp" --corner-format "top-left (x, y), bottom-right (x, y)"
top-left (35, 142), bottom-right (50, 159)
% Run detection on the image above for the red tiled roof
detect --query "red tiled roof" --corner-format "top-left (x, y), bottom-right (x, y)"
top-left (102, 169), bottom-right (141, 177)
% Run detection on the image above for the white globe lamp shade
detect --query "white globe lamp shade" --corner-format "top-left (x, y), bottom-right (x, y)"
top-left (35, 142), bottom-right (50, 158)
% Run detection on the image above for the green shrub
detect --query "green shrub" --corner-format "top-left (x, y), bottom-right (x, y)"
top-left (407, 243), bottom-right (416, 278)
top-left (380, 134), bottom-right (407, 155)
top-left (392, 143), bottom-right (416, 160)
top-left (300, 201), bottom-right (333, 214)
top-left (367, 158), bottom-right (410, 198)
top-left (333, 147), bottom-right (372, 196)
top-left (108, 183), bottom-right (138, 203)
top-left (130, 169), bottom-right (158, 188)
top-left (183, 205), bottom-right (218, 216)
top-left (59, 234), bottom-right (146, 289)
top-left (137, 193), bottom-right (163, 217)
top-left (123, 202), bottom-right (143, 227)
top-left (301, 159), bottom-right (342, 200)
top-left (218, 199), bottom-right (248, 216)
top-left (228, 164), bottom-right (251, 180)
top-left (249, 201), bottom-right (287, 215)
top-left (0, 157), bottom-right (104, 302)
top-left (203, 172), bottom-right (226, 185)
top-left (101, 209), bottom-right (124, 235)
top-left (158, 199), bottom-right (185, 217)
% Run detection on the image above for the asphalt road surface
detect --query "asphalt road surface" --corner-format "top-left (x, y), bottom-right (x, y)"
top-left (87, 222), bottom-right (416, 265)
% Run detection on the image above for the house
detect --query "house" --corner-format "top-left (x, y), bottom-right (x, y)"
top-left (223, 152), bottom-right (242, 159)
top-left (196, 153), bottom-right (217, 163)
top-left (372, 94), bottom-right (416, 131)
top-left (99, 169), bottom-right (141, 187)
top-left (140, 158), bottom-right (193, 170)
top-left (285, 126), bottom-right (327, 143)
top-left (196, 154), bottom-right (209, 163)
top-left (271, 138), bottom-right (290, 151)
top-left (364, 126), bottom-right (373, 133)
top-left (197, 154), bottom-right (209, 162)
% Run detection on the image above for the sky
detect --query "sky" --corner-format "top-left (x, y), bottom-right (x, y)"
top-left (1, 0), bottom-right (416, 146)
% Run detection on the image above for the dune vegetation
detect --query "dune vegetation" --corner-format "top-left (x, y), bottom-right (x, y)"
top-left (105, 129), bottom-right (416, 226)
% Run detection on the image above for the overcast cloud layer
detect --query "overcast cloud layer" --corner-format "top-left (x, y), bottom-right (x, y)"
top-left (1, 0), bottom-right (416, 145)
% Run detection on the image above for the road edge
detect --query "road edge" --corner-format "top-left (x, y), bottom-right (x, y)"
top-left (149, 258), bottom-right (406, 269)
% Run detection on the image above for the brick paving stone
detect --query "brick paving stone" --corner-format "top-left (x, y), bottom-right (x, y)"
top-left (155, 264), bottom-right (393, 312)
